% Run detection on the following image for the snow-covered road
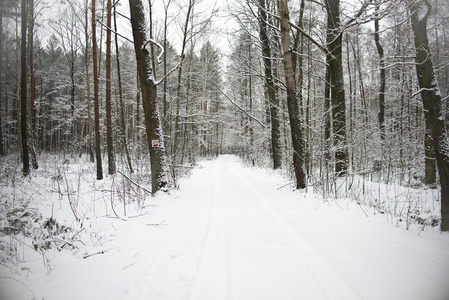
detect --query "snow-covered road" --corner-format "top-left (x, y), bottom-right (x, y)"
top-left (2, 155), bottom-right (449, 300)
top-left (189, 155), bottom-right (362, 300)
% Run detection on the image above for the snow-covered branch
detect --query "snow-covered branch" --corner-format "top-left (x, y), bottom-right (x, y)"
top-left (154, 54), bottom-right (185, 86)
top-left (142, 38), bottom-right (164, 64)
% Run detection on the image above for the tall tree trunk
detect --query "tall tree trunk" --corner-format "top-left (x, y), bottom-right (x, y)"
top-left (27, 0), bottom-right (38, 169)
top-left (113, 5), bottom-right (133, 174)
top-left (325, 0), bottom-right (348, 176)
top-left (85, 0), bottom-right (94, 162)
top-left (278, 0), bottom-right (306, 189)
top-left (21, 0), bottom-right (29, 176)
top-left (409, 0), bottom-right (449, 231)
top-left (374, 3), bottom-right (386, 141)
top-left (105, 0), bottom-right (116, 175)
top-left (92, 0), bottom-right (103, 180)
top-left (129, 0), bottom-right (169, 193)
top-left (259, 0), bottom-right (282, 169)
top-left (0, 4), bottom-right (4, 156)
top-left (173, 0), bottom-right (193, 166)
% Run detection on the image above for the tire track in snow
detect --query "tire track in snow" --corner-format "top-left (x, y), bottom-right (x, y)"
top-left (230, 165), bottom-right (363, 300)
top-left (189, 158), bottom-right (229, 300)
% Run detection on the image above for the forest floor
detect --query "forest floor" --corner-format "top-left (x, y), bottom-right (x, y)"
top-left (1, 155), bottom-right (449, 300)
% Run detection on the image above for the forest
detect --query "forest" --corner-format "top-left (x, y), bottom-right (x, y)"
top-left (0, 0), bottom-right (449, 228)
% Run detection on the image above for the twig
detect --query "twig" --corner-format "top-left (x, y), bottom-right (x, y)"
top-left (117, 170), bottom-right (152, 194)
top-left (127, 212), bottom-right (149, 218)
top-left (82, 249), bottom-right (111, 259)
top-left (146, 220), bottom-right (166, 226)
top-left (276, 181), bottom-right (296, 190)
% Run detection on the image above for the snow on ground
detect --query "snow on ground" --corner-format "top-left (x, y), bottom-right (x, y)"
top-left (1, 155), bottom-right (449, 300)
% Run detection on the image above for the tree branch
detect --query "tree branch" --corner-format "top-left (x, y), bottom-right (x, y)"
top-left (213, 82), bottom-right (266, 129)
top-left (154, 54), bottom-right (185, 86)
top-left (142, 38), bottom-right (164, 64)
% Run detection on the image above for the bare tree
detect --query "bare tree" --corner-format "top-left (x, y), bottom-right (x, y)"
top-left (409, 0), bottom-right (449, 231)
top-left (278, 0), bottom-right (306, 189)
top-left (92, 0), bottom-right (103, 180)
top-left (105, 0), bottom-right (116, 175)
top-left (20, 0), bottom-right (29, 176)
top-left (128, 0), bottom-right (170, 193)
top-left (258, 0), bottom-right (282, 170)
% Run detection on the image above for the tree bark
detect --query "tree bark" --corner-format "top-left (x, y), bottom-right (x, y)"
top-left (278, 0), bottom-right (306, 189)
top-left (129, 0), bottom-right (169, 193)
top-left (258, 0), bottom-right (282, 169)
top-left (409, 0), bottom-right (449, 231)
top-left (27, 0), bottom-right (38, 169)
top-left (84, 0), bottom-right (94, 162)
top-left (0, 4), bottom-right (4, 156)
top-left (21, 0), bottom-right (29, 176)
top-left (105, 0), bottom-right (116, 175)
top-left (325, 0), bottom-right (348, 176)
top-left (92, 0), bottom-right (103, 180)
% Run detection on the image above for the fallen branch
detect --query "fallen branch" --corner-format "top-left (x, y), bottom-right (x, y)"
top-left (83, 249), bottom-right (110, 259)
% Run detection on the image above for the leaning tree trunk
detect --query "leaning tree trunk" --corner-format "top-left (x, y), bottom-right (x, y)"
top-left (409, 0), bottom-right (449, 231)
top-left (129, 0), bottom-right (168, 193)
top-left (20, 0), bottom-right (29, 176)
top-left (259, 0), bottom-right (282, 170)
top-left (278, 0), bottom-right (306, 189)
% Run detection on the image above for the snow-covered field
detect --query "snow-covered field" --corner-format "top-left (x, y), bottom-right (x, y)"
top-left (1, 155), bottom-right (449, 299)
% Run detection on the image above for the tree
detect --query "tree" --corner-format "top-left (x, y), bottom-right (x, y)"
top-left (105, 0), bottom-right (116, 175)
top-left (113, 3), bottom-right (133, 174)
top-left (259, 0), bottom-right (282, 170)
top-left (278, 0), bottom-right (306, 189)
top-left (92, 0), bottom-right (103, 180)
top-left (374, 2), bottom-right (386, 142)
top-left (128, 0), bottom-right (169, 193)
top-left (20, 0), bottom-right (29, 176)
top-left (324, 0), bottom-right (348, 176)
top-left (409, 0), bottom-right (449, 231)
top-left (27, 0), bottom-right (38, 169)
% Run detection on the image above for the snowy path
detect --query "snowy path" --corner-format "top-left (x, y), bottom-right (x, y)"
top-left (189, 156), bottom-right (361, 300)
top-left (2, 155), bottom-right (449, 300)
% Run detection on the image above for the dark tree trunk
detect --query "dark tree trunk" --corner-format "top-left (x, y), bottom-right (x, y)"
top-left (129, 0), bottom-right (168, 193)
top-left (409, 0), bottom-right (449, 231)
top-left (0, 5), bottom-right (4, 156)
top-left (84, 0), bottom-right (94, 162)
top-left (278, 0), bottom-right (306, 189)
top-left (258, 0), bottom-right (282, 169)
top-left (374, 4), bottom-right (386, 141)
top-left (325, 0), bottom-right (348, 176)
top-left (105, 0), bottom-right (116, 175)
top-left (92, 0), bottom-right (103, 180)
top-left (20, 0), bottom-right (29, 176)
top-left (27, 0), bottom-right (37, 169)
